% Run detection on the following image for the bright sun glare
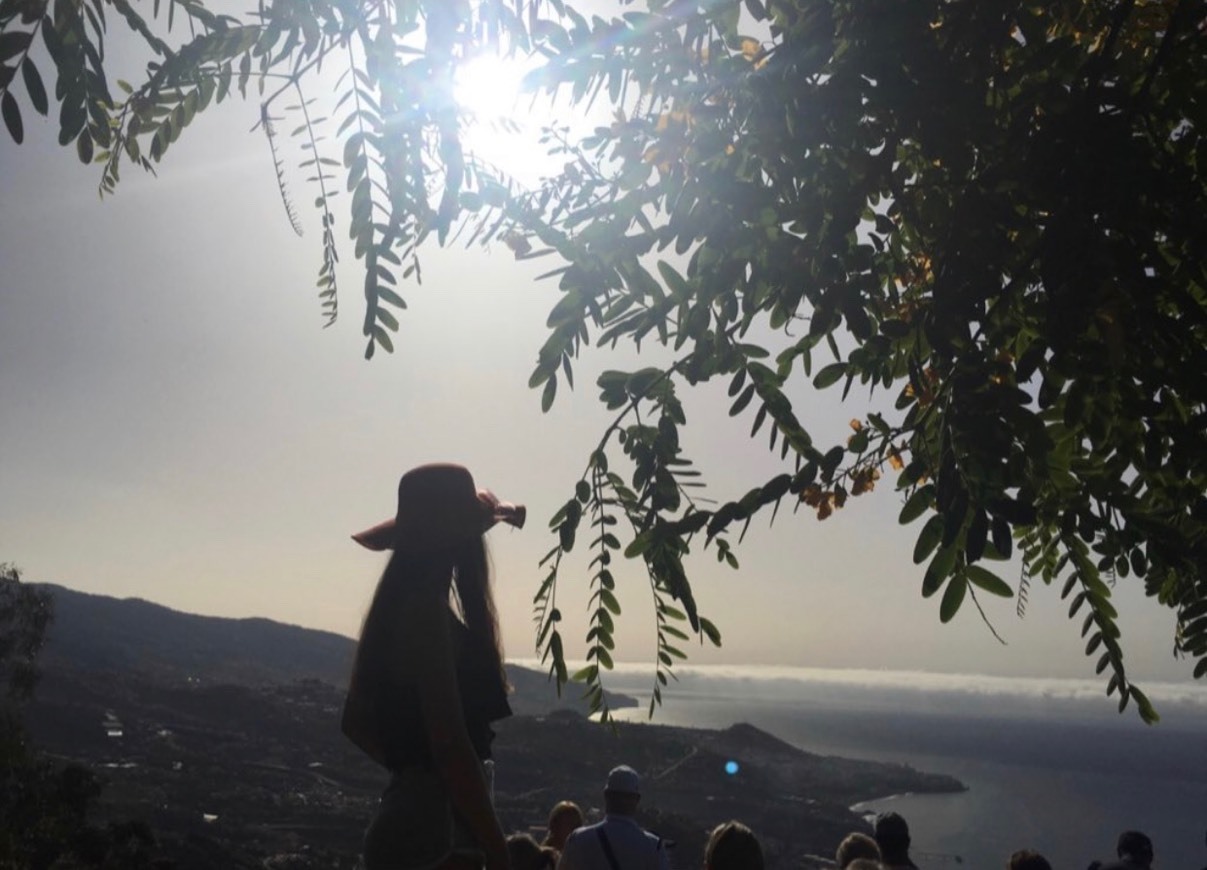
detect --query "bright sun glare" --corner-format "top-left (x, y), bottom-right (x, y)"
top-left (456, 53), bottom-right (527, 122)
top-left (454, 53), bottom-right (556, 185)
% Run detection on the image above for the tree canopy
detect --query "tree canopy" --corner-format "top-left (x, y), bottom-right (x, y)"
top-left (1, 566), bottom-right (172, 866)
top-left (2, 0), bottom-right (1204, 721)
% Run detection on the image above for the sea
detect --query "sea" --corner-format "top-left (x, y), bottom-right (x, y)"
top-left (590, 666), bottom-right (1207, 869)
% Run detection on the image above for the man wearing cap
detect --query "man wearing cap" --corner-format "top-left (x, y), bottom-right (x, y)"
top-left (874, 812), bottom-right (920, 870)
top-left (557, 765), bottom-right (670, 870)
top-left (1100, 830), bottom-right (1154, 870)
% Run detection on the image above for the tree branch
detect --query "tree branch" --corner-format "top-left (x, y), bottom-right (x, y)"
top-left (1084, 0), bottom-right (1137, 98)
top-left (1134, 0), bottom-right (1190, 104)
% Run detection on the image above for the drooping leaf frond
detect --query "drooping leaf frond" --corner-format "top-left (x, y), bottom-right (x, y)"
top-left (260, 103), bottom-right (304, 237)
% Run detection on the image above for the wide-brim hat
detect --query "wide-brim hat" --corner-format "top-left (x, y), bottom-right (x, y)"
top-left (352, 463), bottom-right (525, 553)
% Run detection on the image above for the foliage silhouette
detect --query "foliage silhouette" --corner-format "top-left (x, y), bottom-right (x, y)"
top-left (0, 566), bottom-right (173, 868)
top-left (2, 0), bottom-right (1204, 721)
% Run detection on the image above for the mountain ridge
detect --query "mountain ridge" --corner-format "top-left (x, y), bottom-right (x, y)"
top-left (33, 582), bottom-right (635, 714)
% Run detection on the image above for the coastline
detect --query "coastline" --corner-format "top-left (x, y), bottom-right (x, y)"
top-left (849, 792), bottom-right (913, 814)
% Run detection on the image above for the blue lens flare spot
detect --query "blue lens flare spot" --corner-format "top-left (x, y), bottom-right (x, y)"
top-left (724, 761), bottom-right (739, 776)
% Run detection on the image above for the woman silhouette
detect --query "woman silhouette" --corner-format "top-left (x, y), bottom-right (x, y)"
top-left (342, 463), bottom-right (524, 870)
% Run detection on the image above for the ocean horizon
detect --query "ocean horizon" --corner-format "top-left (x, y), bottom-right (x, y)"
top-left (514, 662), bottom-right (1207, 869)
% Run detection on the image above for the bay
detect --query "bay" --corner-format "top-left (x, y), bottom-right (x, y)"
top-left (601, 668), bottom-right (1207, 869)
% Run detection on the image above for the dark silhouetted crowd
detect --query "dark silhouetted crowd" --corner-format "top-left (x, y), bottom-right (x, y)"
top-left (510, 765), bottom-right (1168, 870)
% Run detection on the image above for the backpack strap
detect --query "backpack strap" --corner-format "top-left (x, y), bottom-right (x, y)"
top-left (595, 828), bottom-right (623, 870)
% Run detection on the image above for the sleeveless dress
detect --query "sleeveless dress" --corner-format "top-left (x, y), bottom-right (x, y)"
top-left (360, 615), bottom-right (512, 870)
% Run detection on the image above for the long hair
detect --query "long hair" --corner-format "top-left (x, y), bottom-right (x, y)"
top-left (449, 536), bottom-right (508, 689)
top-left (348, 536), bottom-right (506, 696)
top-left (705, 821), bottom-right (764, 870)
top-left (543, 800), bottom-right (584, 849)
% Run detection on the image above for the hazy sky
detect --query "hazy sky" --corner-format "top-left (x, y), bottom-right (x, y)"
top-left (1, 43), bottom-right (1201, 700)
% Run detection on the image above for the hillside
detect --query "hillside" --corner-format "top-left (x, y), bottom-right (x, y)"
top-left (24, 584), bottom-right (965, 869)
top-left (34, 582), bottom-right (634, 715)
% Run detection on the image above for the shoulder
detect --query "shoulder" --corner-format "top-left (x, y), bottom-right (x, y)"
top-left (637, 826), bottom-right (662, 846)
top-left (567, 820), bottom-right (605, 839)
top-left (564, 821), bottom-right (603, 847)
top-left (608, 817), bottom-right (663, 852)
top-left (559, 823), bottom-right (601, 866)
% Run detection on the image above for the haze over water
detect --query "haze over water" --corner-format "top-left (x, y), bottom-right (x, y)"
top-left (592, 665), bottom-right (1207, 869)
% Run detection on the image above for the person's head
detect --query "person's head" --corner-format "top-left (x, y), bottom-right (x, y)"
top-left (603, 765), bottom-right (642, 816)
top-left (873, 812), bottom-right (911, 864)
top-left (1116, 830), bottom-right (1153, 865)
top-left (704, 821), bottom-right (763, 870)
top-left (349, 464), bottom-right (525, 690)
top-left (1008, 850), bottom-right (1053, 870)
top-left (836, 832), bottom-right (881, 868)
top-left (507, 833), bottom-right (557, 870)
top-left (544, 800), bottom-right (584, 851)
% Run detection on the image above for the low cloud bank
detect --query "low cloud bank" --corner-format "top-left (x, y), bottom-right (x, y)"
top-left (515, 660), bottom-right (1207, 723)
top-left (662, 664), bottom-right (1207, 707)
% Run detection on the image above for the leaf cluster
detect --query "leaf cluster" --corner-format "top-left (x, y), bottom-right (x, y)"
top-left (511, 0), bottom-right (1206, 719)
top-left (0, 563), bottom-right (53, 707)
top-left (9, 0), bottom-right (1206, 720)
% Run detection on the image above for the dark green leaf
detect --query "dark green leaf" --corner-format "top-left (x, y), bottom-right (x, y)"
top-left (820, 445), bottom-right (844, 479)
top-left (929, 544), bottom-right (957, 587)
top-left (599, 589), bottom-right (621, 615)
top-left (624, 533), bottom-right (652, 558)
top-left (899, 486), bottom-right (933, 525)
top-left (940, 575), bottom-right (967, 623)
top-left (990, 517), bottom-right (1013, 559)
top-left (2, 91), bottom-right (23, 144)
top-left (571, 665), bottom-right (598, 683)
top-left (76, 131), bottom-right (93, 164)
top-left (22, 59), bottom-right (48, 116)
top-left (369, 325), bottom-right (393, 353)
top-left (966, 565), bottom-right (1012, 597)
top-left (729, 384), bottom-right (755, 416)
top-left (913, 515), bottom-right (944, 564)
top-left (595, 646), bottom-right (614, 669)
top-left (966, 508), bottom-right (988, 564)
top-left (0, 31), bottom-right (32, 63)
top-left (813, 362), bottom-right (847, 389)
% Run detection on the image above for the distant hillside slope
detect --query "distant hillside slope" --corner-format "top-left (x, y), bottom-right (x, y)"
top-left (37, 583), bottom-right (357, 686)
top-left (34, 583), bottom-right (632, 714)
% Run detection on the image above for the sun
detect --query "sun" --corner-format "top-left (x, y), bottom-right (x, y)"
top-left (455, 52), bottom-right (529, 124)
top-left (454, 52), bottom-right (554, 185)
